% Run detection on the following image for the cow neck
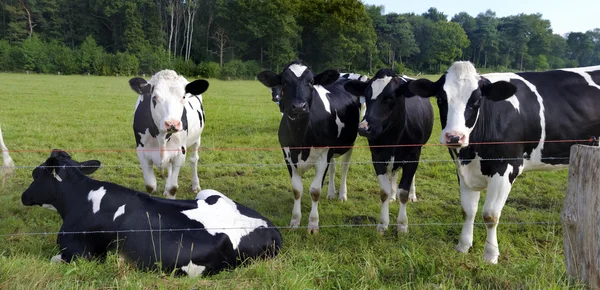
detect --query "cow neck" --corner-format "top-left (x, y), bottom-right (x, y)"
top-left (283, 113), bottom-right (311, 146)
top-left (54, 166), bottom-right (97, 220)
top-left (374, 97), bottom-right (408, 143)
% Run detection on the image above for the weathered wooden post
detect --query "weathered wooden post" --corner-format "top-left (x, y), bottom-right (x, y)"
top-left (562, 144), bottom-right (600, 289)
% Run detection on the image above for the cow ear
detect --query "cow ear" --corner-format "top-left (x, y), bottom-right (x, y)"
top-left (186, 80), bottom-right (209, 95)
top-left (315, 70), bottom-right (340, 86)
top-left (396, 81), bottom-right (417, 98)
top-left (43, 156), bottom-right (60, 173)
top-left (129, 77), bottom-right (151, 95)
top-left (257, 71), bottom-right (280, 88)
top-left (481, 81), bottom-right (517, 101)
top-left (344, 80), bottom-right (368, 97)
top-left (78, 160), bottom-right (101, 175)
top-left (408, 79), bottom-right (438, 98)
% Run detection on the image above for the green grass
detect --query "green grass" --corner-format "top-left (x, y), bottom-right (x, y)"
top-left (0, 72), bottom-right (584, 289)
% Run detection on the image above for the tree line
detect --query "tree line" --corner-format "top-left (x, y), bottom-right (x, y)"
top-left (1, 0), bottom-right (599, 79)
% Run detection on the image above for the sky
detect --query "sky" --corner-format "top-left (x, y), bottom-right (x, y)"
top-left (362, 0), bottom-right (599, 36)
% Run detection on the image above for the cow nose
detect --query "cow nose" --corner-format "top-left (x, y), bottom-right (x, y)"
top-left (290, 102), bottom-right (308, 114)
top-left (444, 132), bottom-right (466, 146)
top-left (164, 120), bottom-right (182, 132)
top-left (358, 122), bottom-right (370, 137)
top-left (272, 95), bottom-right (280, 102)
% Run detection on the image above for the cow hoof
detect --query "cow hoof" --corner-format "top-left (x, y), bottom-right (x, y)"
top-left (308, 225), bottom-right (319, 235)
top-left (390, 195), bottom-right (397, 202)
top-left (376, 224), bottom-right (387, 235)
top-left (192, 185), bottom-right (201, 193)
top-left (455, 243), bottom-right (471, 253)
top-left (50, 254), bottom-right (63, 264)
top-left (484, 254), bottom-right (499, 264)
top-left (164, 193), bottom-right (176, 200)
top-left (397, 224), bottom-right (408, 233)
top-left (408, 194), bottom-right (417, 202)
top-left (327, 194), bottom-right (336, 200)
top-left (338, 195), bottom-right (347, 202)
top-left (145, 185), bottom-right (156, 194)
top-left (290, 219), bottom-right (300, 228)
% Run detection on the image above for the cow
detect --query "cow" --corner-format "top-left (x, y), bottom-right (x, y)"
top-left (0, 125), bottom-right (15, 185)
top-left (344, 69), bottom-right (433, 234)
top-left (257, 60), bottom-right (361, 233)
top-left (129, 70), bottom-right (209, 199)
top-left (20, 150), bottom-right (282, 277)
top-left (408, 61), bottom-right (600, 264)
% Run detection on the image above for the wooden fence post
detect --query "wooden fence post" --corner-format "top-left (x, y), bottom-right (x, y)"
top-left (562, 145), bottom-right (600, 289)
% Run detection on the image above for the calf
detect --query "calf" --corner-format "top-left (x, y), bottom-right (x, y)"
top-left (257, 60), bottom-right (361, 233)
top-left (129, 70), bottom-right (209, 199)
top-left (345, 69), bottom-right (433, 234)
top-left (409, 61), bottom-right (600, 263)
top-left (0, 125), bottom-right (15, 185)
top-left (21, 150), bottom-right (282, 277)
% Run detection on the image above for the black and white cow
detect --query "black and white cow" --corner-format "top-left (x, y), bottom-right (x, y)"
top-left (21, 150), bottom-right (282, 277)
top-left (344, 69), bottom-right (433, 234)
top-left (129, 70), bottom-right (209, 199)
top-left (409, 61), bottom-right (600, 263)
top-left (257, 60), bottom-right (361, 233)
top-left (0, 125), bottom-right (15, 185)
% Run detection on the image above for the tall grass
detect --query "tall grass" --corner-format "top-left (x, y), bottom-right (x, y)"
top-left (0, 72), bottom-right (583, 289)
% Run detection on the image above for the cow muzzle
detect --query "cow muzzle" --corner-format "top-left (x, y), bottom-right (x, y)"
top-left (164, 120), bottom-right (182, 133)
top-left (358, 122), bottom-right (371, 137)
top-left (443, 132), bottom-right (468, 147)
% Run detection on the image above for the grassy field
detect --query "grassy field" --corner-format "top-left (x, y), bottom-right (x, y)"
top-left (0, 72), bottom-right (584, 289)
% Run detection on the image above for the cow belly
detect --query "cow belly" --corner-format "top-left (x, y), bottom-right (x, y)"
top-left (522, 159), bottom-right (567, 172)
top-left (287, 148), bottom-right (329, 175)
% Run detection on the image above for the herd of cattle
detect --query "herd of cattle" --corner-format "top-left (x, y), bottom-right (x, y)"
top-left (1, 59), bottom-right (600, 276)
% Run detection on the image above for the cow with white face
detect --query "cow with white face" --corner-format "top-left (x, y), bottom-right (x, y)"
top-left (409, 61), bottom-right (600, 263)
top-left (129, 70), bottom-right (209, 199)
top-left (257, 60), bottom-right (361, 234)
top-left (345, 69), bottom-right (433, 234)
top-left (0, 125), bottom-right (15, 185)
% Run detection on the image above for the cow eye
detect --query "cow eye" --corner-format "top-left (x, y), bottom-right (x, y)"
top-left (309, 79), bottom-right (314, 85)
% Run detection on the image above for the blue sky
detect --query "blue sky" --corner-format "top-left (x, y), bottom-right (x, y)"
top-left (362, 0), bottom-right (599, 36)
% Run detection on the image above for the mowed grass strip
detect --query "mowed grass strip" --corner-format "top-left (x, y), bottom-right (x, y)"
top-left (0, 72), bottom-right (584, 289)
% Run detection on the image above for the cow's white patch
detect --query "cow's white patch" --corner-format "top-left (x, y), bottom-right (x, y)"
top-left (42, 204), bottom-right (57, 211)
top-left (52, 171), bottom-right (62, 182)
top-left (288, 64), bottom-right (307, 78)
top-left (370, 76), bottom-right (392, 100)
top-left (314, 85), bottom-right (331, 114)
top-left (87, 186), bottom-right (106, 214)
top-left (113, 204), bottom-right (126, 221)
top-left (181, 193), bottom-right (268, 249)
top-left (334, 111), bottom-right (345, 138)
top-left (181, 261), bottom-right (206, 277)
top-left (560, 66), bottom-right (600, 90)
top-left (195, 189), bottom-right (226, 200)
top-left (51, 254), bottom-right (63, 264)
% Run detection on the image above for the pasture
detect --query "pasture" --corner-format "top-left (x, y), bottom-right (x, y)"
top-left (0, 72), bottom-right (583, 289)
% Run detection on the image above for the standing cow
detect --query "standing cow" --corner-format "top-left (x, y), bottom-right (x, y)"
top-left (0, 125), bottom-right (15, 185)
top-left (257, 60), bottom-right (361, 233)
top-left (409, 61), bottom-right (600, 263)
top-left (344, 69), bottom-right (433, 234)
top-left (129, 70), bottom-right (209, 199)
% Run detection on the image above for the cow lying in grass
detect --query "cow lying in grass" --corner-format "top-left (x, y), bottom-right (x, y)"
top-left (21, 150), bottom-right (282, 277)
top-left (0, 125), bottom-right (15, 185)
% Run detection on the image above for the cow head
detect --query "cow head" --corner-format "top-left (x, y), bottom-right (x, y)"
top-left (409, 61), bottom-right (516, 147)
top-left (257, 60), bottom-right (339, 121)
top-left (21, 150), bottom-right (101, 212)
top-left (344, 69), bottom-right (412, 140)
top-left (129, 70), bottom-right (209, 133)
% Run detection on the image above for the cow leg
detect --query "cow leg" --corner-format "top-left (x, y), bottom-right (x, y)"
top-left (138, 151), bottom-right (156, 194)
top-left (308, 154), bottom-right (329, 234)
top-left (376, 172), bottom-right (393, 234)
top-left (481, 168), bottom-right (518, 264)
top-left (389, 170), bottom-right (398, 202)
top-left (190, 139), bottom-right (201, 193)
top-left (326, 157), bottom-right (337, 200)
top-left (164, 154), bottom-right (184, 199)
top-left (290, 167), bottom-right (303, 228)
top-left (397, 162), bottom-right (418, 233)
top-left (337, 149), bottom-right (352, 202)
top-left (456, 178), bottom-right (481, 254)
top-left (408, 175), bottom-right (417, 202)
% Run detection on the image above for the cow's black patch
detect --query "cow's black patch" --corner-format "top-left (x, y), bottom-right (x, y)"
top-left (133, 95), bottom-right (160, 147)
top-left (204, 195), bottom-right (221, 205)
top-left (181, 146), bottom-right (186, 155)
